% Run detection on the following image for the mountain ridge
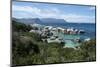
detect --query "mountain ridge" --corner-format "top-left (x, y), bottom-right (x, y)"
top-left (12, 18), bottom-right (67, 24)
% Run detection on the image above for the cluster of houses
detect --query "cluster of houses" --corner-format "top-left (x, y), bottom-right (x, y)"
top-left (29, 23), bottom-right (85, 44)
top-left (63, 28), bottom-right (85, 34)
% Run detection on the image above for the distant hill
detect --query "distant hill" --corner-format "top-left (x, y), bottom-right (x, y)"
top-left (12, 18), bottom-right (42, 24)
top-left (40, 18), bottom-right (67, 23)
top-left (12, 18), bottom-right (67, 24)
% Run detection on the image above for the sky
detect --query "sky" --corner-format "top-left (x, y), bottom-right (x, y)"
top-left (12, 1), bottom-right (96, 23)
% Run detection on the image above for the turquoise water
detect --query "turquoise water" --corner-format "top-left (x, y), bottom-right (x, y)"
top-left (40, 23), bottom-right (95, 48)
top-left (41, 23), bottom-right (96, 39)
top-left (64, 40), bottom-right (80, 48)
top-left (58, 33), bottom-right (81, 48)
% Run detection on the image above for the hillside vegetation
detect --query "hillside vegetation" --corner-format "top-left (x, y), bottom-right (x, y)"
top-left (12, 20), bottom-right (96, 66)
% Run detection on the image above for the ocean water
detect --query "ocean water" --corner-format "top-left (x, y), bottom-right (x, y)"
top-left (39, 22), bottom-right (96, 48)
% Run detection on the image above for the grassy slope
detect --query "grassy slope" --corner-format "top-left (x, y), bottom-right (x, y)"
top-left (12, 20), bottom-right (96, 66)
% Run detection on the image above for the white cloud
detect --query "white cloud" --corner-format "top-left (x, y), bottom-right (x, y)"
top-left (13, 5), bottom-right (33, 12)
top-left (13, 5), bottom-right (61, 18)
top-left (62, 14), bottom-right (95, 23)
top-left (13, 5), bottom-right (41, 13)
top-left (13, 5), bottom-right (95, 23)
